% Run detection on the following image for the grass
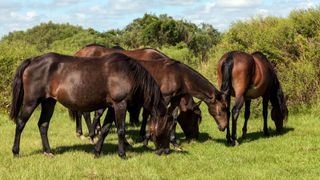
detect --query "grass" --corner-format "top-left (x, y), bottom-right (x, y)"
top-left (0, 105), bottom-right (319, 179)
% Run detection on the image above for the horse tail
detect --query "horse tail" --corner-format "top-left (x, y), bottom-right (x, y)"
top-left (68, 109), bottom-right (78, 121)
top-left (220, 52), bottom-right (234, 96)
top-left (10, 58), bottom-right (32, 123)
top-left (127, 58), bottom-right (166, 117)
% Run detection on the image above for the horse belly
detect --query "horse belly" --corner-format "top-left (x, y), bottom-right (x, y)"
top-left (55, 79), bottom-right (108, 111)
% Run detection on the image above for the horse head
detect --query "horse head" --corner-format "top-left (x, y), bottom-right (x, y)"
top-left (206, 92), bottom-right (228, 131)
top-left (271, 93), bottom-right (288, 132)
top-left (149, 114), bottom-right (174, 155)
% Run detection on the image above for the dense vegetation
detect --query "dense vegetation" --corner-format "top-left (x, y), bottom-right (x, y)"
top-left (0, 7), bottom-right (320, 112)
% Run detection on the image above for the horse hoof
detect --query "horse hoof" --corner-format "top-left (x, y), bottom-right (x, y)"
top-left (94, 151), bottom-right (101, 159)
top-left (164, 148), bottom-right (170, 154)
top-left (173, 146), bottom-right (183, 152)
top-left (76, 132), bottom-right (82, 137)
top-left (143, 139), bottom-right (149, 147)
top-left (89, 138), bottom-right (95, 144)
top-left (264, 131), bottom-right (270, 137)
top-left (13, 153), bottom-right (19, 158)
top-left (119, 154), bottom-right (127, 160)
top-left (44, 152), bottom-right (54, 157)
top-left (232, 140), bottom-right (239, 146)
top-left (155, 149), bottom-right (164, 155)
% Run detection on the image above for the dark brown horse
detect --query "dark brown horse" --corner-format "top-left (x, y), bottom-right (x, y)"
top-left (217, 51), bottom-right (288, 145)
top-left (9, 52), bottom-right (171, 158)
top-left (75, 44), bottom-right (202, 141)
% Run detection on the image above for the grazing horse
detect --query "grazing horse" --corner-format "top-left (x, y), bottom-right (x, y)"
top-left (9, 52), bottom-right (171, 158)
top-left (74, 44), bottom-right (203, 141)
top-left (136, 58), bottom-right (228, 146)
top-left (217, 51), bottom-right (288, 145)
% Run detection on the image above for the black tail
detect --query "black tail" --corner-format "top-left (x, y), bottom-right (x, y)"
top-left (125, 57), bottom-right (166, 117)
top-left (10, 58), bottom-right (32, 123)
top-left (220, 52), bottom-right (234, 96)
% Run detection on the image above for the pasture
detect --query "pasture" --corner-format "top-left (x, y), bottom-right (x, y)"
top-left (0, 105), bottom-right (319, 179)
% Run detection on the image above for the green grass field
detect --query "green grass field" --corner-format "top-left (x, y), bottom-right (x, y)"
top-left (0, 105), bottom-right (319, 179)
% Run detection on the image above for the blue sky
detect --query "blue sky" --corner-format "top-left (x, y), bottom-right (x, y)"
top-left (0, 0), bottom-right (318, 38)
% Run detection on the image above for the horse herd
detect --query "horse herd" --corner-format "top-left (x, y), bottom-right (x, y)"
top-left (9, 44), bottom-right (288, 159)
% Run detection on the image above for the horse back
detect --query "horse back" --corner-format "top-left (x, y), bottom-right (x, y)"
top-left (124, 48), bottom-right (168, 61)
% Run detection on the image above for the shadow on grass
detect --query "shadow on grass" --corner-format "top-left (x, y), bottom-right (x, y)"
top-left (28, 142), bottom-right (156, 157)
top-left (212, 127), bottom-right (295, 146)
top-left (176, 132), bottom-right (213, 145)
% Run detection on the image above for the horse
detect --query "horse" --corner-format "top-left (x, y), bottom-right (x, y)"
top-left (177, 97), bottom-right (202, 140)
top-left (9, 52), bottom-right (171, 159)
top-left (217, 51), bottom-right (288, 145)
top-left (74, 45), bottom-right (203, 141)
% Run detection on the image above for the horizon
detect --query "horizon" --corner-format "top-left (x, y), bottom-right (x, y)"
top-left (0, 0), bottom-right (319, 38)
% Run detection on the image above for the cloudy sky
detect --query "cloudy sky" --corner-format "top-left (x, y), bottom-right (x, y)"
top-left (0, 0), bottom-right (318, 37)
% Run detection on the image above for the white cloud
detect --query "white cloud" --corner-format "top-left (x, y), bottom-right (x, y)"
top-left (216, 0), bottom-right (262, 8)
top-left (10, 11), bottom-right (38, 22)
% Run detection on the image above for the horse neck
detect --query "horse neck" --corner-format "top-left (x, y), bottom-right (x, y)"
top-left (183, 65), bottom-right (218, 103)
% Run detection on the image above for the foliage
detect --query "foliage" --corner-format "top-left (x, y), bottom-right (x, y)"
top-left (0, 40), bottom-right (39, 109)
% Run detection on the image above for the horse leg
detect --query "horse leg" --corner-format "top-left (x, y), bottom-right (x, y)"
top-left (231, 96), bottom-right (245, 146)
top-left (167, 98), bottom-right (182, 150)
top-left (263, 97), bottom-right (270, 136)
top-left (225, 95), bottom-right (232, 144)
top-left (93, 108), bottom-right (114, 158)
top-left (38, 98), bottom-right (56, 156)
top-left (113, 101), bottom-right (127, 159)
top-left (242, 100), bottom-right (251, 138)
top-left (170, 106), bottom-right (182, 150)
top-left (75, 112), bottom-right (83, 137)
top-left (12, 100), bottom-right (39, 156)
top-left (139, 107), bottom-right (149, 142)
top-left (128, 105), bottom-right (140, 127)
top-left (92, 109), bottom-right (105, 137)
top-left (83, 112), bottom-right (94, 144)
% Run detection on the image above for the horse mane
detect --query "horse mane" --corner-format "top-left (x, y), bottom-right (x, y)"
top-left (85, 43), bottom-right (106, 48)
top-left (110, 53), bottom-right (165, 117)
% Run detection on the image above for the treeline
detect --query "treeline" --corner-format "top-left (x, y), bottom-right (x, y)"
top-left (1, 7), bottom-right (320, 111)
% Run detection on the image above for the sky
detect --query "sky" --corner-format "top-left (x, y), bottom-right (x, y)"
top-left (0, 0), bottom-right (319, 38)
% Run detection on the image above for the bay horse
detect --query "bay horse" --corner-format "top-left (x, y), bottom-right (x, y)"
top-left (74, 44), bottom-right (203, 141)
top-left (136, 58), bottom-right (229, 146)
top-left (217, 51), bottom-right (288, 145)
top-left (9, 52), bottom-right (171, 158)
